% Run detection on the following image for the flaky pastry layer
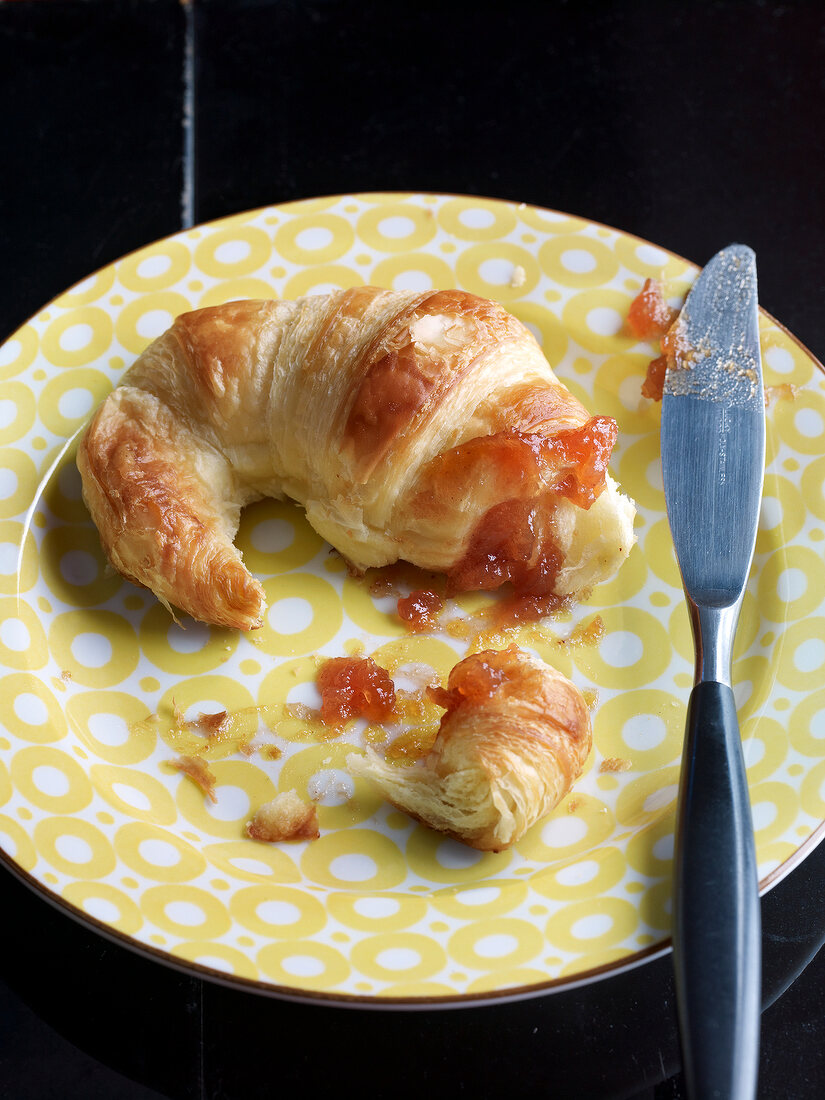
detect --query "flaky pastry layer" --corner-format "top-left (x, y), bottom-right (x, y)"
top-left (347, 647), bottom-right (592, 851)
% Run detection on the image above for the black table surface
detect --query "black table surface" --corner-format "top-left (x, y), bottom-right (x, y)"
top-left (1, 2), bottom-right (824, 1097)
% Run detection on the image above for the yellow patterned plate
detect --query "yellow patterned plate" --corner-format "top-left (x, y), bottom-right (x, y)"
top-left (1, 193), bottom-right (824, 1006)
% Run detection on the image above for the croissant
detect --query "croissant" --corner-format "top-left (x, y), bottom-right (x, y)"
top-left (77, 288), bottom-right (636, 630)
top-left (347, 646), bottom-right (592, 851)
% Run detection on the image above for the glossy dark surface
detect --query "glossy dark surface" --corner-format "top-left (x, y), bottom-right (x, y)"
top-left (673, 682), bottom-right (761, 1099)
top-left (1, 2), bottom-right (824, 1097)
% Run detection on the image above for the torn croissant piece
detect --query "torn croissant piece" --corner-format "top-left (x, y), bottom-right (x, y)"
top-left (77, 289), bottom-right (636, 630)
top-left (347, 645), bottom-right (592, 852)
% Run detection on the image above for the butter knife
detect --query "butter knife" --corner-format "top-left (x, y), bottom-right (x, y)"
top-left (660, 244), bottom-right (764, 1099)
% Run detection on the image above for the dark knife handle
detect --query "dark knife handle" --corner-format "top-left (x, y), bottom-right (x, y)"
top-left (673, 680), bottom-right (761, 1100)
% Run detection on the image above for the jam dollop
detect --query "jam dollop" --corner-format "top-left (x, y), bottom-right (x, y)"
top-left (428, 647), bottom-right (514, 712)
top-left (316, 657), bottom-right (396, 725)
top-left (397, 589), bottom-right (443, 632)
top-left (547, 415), bottom-right (618, 509)
top-left (641, 355), bottom-right (668, 401)
top-left (627, 278), bottom-right (677, 340)
top-left (445, 416), bottom-right (616, 599)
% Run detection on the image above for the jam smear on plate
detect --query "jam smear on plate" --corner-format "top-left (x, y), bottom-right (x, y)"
top-left (316, 656), bottom-right (396, 725)
top-left (397, 588), bottom-right (444, 631)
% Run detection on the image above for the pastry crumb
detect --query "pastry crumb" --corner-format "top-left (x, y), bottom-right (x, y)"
top-left (568, 616), bottom-right (605, 647)
top-left (582, 687), bottom-right (599, 710)
top-left (510, 264), bottom-right (527, 288)
top-left (246, 790), bottom-right (320, 843)
top-left (193, 709), bottom-right (230, 738)
top-left (167, 754), bottom-right (218, 802)
top-left (600, 756), bottom-right (632, 773)
top-left (764, 382), bottom-right (797, 407)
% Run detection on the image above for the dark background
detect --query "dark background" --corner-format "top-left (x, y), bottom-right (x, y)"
top-left (1, 1), bottom-right (823, 1097)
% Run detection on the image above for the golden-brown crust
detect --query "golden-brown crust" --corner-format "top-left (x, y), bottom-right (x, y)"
top-left (174, 298), bottom-right (272, 400)
top-left (77, 387), bottom-right (264, 629)
top-left (77, 290), bottom-right (636, 630)
top-left (485, 379), bottom-right (589, 434)
top-left (347, 646), bottom-right (592, 851)
top-left (343, 290), bottom-right (526, 478)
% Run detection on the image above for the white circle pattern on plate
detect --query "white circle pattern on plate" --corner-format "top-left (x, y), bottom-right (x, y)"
top-left (0, 193), bottom-right (824, 1003)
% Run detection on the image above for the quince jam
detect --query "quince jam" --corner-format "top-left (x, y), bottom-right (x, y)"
top-left (447, 496), bottom-right (561, 596)
top-left (428, 647), bottom-right (514, 712)
top-left (445, 415), bottom-right (617, 598)
top-left (316, 657), bottom-right (396, 725)
top-left (627, 277), bottom-right (676, 340)
top-left (628, 278), bottom-right (688, 401)
top-left (397, 589), bottom-right (443, 631)
top-left (547, 415), bottom-right (618, 509)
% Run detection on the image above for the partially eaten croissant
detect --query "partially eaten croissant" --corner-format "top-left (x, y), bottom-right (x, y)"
top-left (347, 646), bottom-right (592, 851)
top-left (77, 288), bottom-right (636, 629)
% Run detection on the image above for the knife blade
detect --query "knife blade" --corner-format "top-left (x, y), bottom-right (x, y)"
top-left (660, 244), bottom-right (765, 1100)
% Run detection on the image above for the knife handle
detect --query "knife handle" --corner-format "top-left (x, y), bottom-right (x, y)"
top-left (673, 680), bottom-right (761, 1100)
